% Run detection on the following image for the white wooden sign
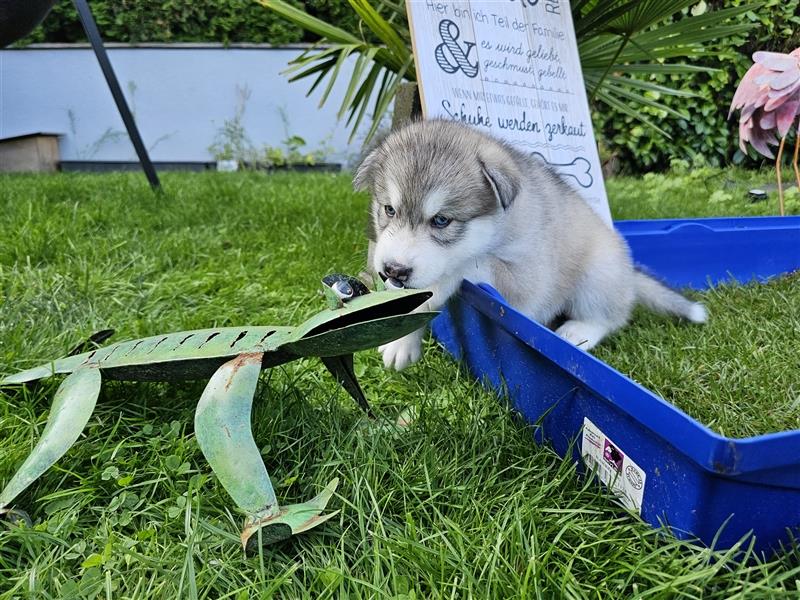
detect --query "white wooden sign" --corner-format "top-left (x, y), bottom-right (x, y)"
top-left (407, 0), bottom-right (611, 223)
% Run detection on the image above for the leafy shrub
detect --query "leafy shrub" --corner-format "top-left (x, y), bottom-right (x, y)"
top-left (593, 0), bottom-right (800, 173)
top-left (24, 0), bottom-right (306, 44)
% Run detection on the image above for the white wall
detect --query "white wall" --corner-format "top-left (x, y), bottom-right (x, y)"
top-left (0, 44), bottom-right (380, 166)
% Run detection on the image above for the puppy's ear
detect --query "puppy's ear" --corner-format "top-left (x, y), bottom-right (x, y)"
top-left (479, 153), bottom-right (519, 210)
top-left (353, 146), bottom-right (381, 191)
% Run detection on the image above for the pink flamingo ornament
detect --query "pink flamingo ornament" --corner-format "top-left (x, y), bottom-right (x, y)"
top-left (729, 49), bottom-right (800, 216)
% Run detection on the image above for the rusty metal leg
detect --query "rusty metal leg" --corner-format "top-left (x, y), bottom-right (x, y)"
top-left (72, 0), bottom-right (160, 191)
top-left (776, 136), bottom-right (786, 217)
top-left (792, 124), bottom-right (800, 199)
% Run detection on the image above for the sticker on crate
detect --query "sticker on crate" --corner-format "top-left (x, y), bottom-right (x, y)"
top-left (581, 417), bottom-right (646, 514)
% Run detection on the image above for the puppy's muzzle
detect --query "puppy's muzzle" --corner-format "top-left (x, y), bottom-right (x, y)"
top-left (382, 262), bottom-right (412, 283)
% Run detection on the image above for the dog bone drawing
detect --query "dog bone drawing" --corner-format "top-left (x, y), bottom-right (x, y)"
top-left (530, 153), bottom-right (593, 189)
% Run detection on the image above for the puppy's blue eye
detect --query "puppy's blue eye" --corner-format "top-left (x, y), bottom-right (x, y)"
top-left (431, 214), bottom-right (452, 229)
top-left (384, 205), bottom-right (396, 217)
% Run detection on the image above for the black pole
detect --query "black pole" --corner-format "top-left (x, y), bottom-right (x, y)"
top-left (72, 0), bottom-right (161, 190)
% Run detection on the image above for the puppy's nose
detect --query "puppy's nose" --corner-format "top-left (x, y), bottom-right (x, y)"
top-left (383, 262), bottom-right (412, 282)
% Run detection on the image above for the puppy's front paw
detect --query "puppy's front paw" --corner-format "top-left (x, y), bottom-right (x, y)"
top-left (378, 333), bottom-right (422, 371)
top-left (555, 320), bottom-right (609, 350)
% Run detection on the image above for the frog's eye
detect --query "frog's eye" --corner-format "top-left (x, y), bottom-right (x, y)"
top-left (322, 274), bottom-right (371, 306)
top-left (332, 280), bottom-right (355, 300)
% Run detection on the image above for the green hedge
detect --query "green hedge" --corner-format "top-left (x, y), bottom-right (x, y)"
top-left (23, 0), bottom-right (363, 45)
top-left (593, 0), bottom-right (800, 173)
top-left (25, 0), bottom-right (383, 47)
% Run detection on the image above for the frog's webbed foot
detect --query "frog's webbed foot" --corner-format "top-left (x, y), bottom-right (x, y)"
top-left (241, 477), bottom-right (339, 552)
top-left (195, 353), bottom-right (338, 552)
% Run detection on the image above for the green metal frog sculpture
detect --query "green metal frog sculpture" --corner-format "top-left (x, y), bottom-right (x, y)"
top-left (0, 275), bottom-right (435, 551)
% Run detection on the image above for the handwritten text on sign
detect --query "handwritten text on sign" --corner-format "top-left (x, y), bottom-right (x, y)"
top-left (407, 0), bottom-right (610, 223)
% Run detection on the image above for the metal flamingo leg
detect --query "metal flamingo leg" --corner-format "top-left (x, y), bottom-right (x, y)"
top-left (0, 367), bottom-right (101, 520)
top-left (194, 353), bottom-right (338, 552)
top-left (792, 123), bottom-right (800, 198)
top-left (776, 136), bottom-right (786, 217)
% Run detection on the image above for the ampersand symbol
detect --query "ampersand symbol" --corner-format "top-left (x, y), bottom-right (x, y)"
top-left (434, 19), bottom-right (478, 78)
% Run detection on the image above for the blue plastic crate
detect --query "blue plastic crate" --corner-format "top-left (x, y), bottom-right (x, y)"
top-left (431, 215), bottom-right (800, 553)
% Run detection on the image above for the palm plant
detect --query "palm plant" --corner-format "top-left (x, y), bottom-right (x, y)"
top-left (257, 0), bottom-right (760, 143)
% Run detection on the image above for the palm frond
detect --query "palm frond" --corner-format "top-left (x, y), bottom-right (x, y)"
top-left (578, 1), bottom-right (762, 117)
top-left (256, 0), bottom-right (360, 44)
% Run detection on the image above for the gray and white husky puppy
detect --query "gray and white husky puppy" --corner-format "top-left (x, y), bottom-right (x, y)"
top-left (355, 120), bottom-right (707, 371)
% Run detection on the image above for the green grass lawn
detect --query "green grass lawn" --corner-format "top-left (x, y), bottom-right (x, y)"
top-left (0, 169), bottom-right (798, 599)
top-left (602, 166), bottom-right (800, 438)
top-left (594, 273), bottom-right (800, 438)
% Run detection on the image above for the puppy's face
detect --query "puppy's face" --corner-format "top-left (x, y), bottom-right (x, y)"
top-left (355, 122), bottom-right (518, 289)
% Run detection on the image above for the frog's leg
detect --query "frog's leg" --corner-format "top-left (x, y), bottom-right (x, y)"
top-left (67, 328), bottom-right (115, 356)
top-left (194, 353), bottom-right (338, 552)
top-left (321, 354), bottom-right (374, 417)
top-left (322, 355), bottom-right (417, 430)
top-left (0, 367), bottom-right (102, 521)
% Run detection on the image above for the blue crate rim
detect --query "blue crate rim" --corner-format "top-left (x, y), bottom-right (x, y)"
top-left (614, 215), bottom-right (800, 234)
top-left (456, 276), bottom-right (800, 478)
